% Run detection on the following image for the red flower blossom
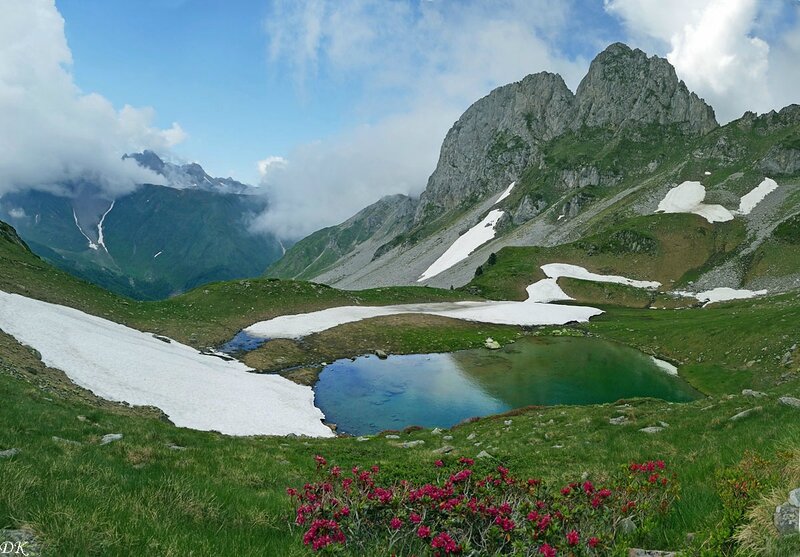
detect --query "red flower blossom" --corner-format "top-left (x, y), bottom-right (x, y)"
top-left (495, 516), bottom-right (516, 532)
top-left (583, 480), bottom-right (595, 494)
top-left (566, 530), bottom-right (579, 546)
top-left (538, 543), bottom-right (557, 556)
top-left (458, 457), bottom-right (474, 466)
top-left (560, 486), bottom-right (572, 495)
top-left (434, 459), bottom-right (444, 468)
top-left (431, 532), bottom-right (460, 554)
top-left (588, 536), bottom-right (600, 548)
top-left (410, 512), bottom-right (422, 524)
top-left (389, 517), bottom-right (403, 530)
top-left (417, 525), bottom-right (432, 538)
top-left (314, 455), bottom-right (327, 468)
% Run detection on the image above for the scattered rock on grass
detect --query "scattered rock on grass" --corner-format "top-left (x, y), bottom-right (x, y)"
top-left (467, 433), bottom-right (477, 441)
top-left (774, 503), bottom-right (800, 535)
top-left (0, 529), bottom-right (40, 556)
top-left (385, 434), bottom-right (400, 439)
top-left (476, 450), bottom-right (493, 459)
top-left (609, 416), bottom-right (629, 425)
top-left (779, 396), bottom-right (800, 409)
top-left (742, 389), bottom-right (767, 398)
top-left (431, 428), bottom-right (443, 435)
top-left (356, 436), bottom-right (370, 442)
top-left (0, 448), bottom-right (20, 459)
top-left (432, 445), bottom-right (455, 455)
top-left (484, 338), bottom-right (501, 350)
top-left (729, 406), bottom-right (763, 421)
top-left (443, 435), bottom-right (453, 441)
top-left (789, 488), bottom-right (800, 507)
top-left (401, 440), bottom-right (425, 449)
top-left (375, 350), bottom-right (388, 359)
top-left (628, 550), bottom-right (677, 557)
top-left (52, 436), bottom-right (81, 446)
top-left (100, 433), bottom-right (123, 445)
top-left (639, 427), bottom-right (664, 434)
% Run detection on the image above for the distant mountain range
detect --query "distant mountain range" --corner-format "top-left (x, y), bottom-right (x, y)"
top-left (267, 42), bottom-right (800, 295)
top-left (0, 152), bottom-right (285, 299)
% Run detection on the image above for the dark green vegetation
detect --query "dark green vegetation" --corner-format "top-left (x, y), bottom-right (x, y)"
top-left (0, 184), bottom-right (285, 300)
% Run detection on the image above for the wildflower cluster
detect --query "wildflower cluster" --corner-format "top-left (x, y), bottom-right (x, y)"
top-left (287, 455), bottom-right (677, 555)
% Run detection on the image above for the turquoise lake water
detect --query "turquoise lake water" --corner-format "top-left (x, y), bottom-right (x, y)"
top-left (312, 336), bottom-right (701, 435)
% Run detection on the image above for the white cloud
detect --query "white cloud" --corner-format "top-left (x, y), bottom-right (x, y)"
top-left (257, 156), bottom-right (288, 178)
top-left (605, 0), bottom-right (800, 122)
top-left (0, 0), bottom-right (185, 198)
top-left (258, 0), bottom-right (587, 239)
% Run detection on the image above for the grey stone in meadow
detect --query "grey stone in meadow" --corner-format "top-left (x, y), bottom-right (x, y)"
top-left (52, 436), bottom-right (82, 446)
top-left (375, 349), bottom-right (388, 359)
top-left (384, 434), bottom-right (400, 439)
top-left (0, 448), bottom-right (20, 459)
top-left (443, 435), bottom-right (453, 441)
top-left (789, 488), bottom-right (800, 507)
top-left (729, 406), bottom-right (763, 421)
top-left (639, 426), bottom-right (664, 434)
top-left (356, 436), bottom-right (370, 442)
top-left (401, 440), bottom-right (425, 449)
top-left (476, 450), bottom-right (493, 459)
top-left (432, 445), bottom-right (455, 455)
top-left (100, 433), bottom-right (123, 445)
top-left (431, 428), bottom-right (443, 435)
top-left (484, 338), bottom-right (501, 350)
top-left (779, 396), bottom-right (800, 409)
top-left (609, 416), bottom-right (629, 425)
top-left (774, 503), bottom-right (800, 535)
top-left (742, 389), bottom-right (766, 398)
top-left (628, 550), bottom-right (676, 557)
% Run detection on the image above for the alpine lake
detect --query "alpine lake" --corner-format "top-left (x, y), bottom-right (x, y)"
top-left (224, 334), bottom-right (701, 436)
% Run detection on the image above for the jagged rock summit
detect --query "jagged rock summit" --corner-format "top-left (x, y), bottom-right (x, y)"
top-left (416, 42), bottom-right (718, 221)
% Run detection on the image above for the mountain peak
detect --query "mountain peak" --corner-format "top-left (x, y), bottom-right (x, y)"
top-left (574, 42), bottom-right (717, 135)
top-left (123, 151), bottom-right (252, 195)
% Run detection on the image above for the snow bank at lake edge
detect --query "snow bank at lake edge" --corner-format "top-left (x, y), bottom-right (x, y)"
top-left (0, 291), bottom-right (334, 438)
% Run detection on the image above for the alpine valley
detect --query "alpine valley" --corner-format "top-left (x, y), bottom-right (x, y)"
top-left (0, 151), bottom-right (285, 300)
top-left (2, 41), bottom-right (800, 557)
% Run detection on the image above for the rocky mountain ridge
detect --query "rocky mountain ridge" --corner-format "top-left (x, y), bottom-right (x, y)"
top-left (268, 43), bottom-right (800, 294)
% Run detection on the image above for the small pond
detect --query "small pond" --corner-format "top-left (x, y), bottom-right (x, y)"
top-left (313, 336), bottom-right (701, 436)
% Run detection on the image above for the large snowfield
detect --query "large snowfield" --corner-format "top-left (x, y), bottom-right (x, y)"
top-left (0, 291), bottom-right (334, 438)
top-left (738, 178), bottom-right (779, 215)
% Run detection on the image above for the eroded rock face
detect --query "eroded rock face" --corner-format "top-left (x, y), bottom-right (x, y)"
top-left (414, 43), bottom-right (718, 224)
top-left (573, 43), bottom-right (717, 135)
top-left (774, 503), bottom-right (800, 535)
top-left (416, 72), bottom-right (575, 221)
top-left (760, 145), bottom-right (800, 175)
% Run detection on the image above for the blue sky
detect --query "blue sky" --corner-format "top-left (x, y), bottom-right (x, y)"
top-left (53, 0), bottom-right (633, 184)
top-left (1, 1), bottom-right (798, 238)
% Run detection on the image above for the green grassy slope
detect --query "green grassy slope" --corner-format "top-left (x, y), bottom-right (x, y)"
top-left (3, 218), bottom-right (800, 554)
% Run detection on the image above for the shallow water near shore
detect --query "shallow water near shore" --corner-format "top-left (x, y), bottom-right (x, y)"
top-left (313, 336), bottom-right (701, 436)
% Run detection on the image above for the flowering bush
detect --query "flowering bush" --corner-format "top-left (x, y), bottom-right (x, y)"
top-left (287, 455), bottom-right (677, 555)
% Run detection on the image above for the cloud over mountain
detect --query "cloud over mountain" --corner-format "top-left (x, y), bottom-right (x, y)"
top-left (0, 0), bottom-right (185, 198)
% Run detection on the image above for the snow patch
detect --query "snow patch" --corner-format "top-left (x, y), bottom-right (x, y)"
top-left (656, 181), bottom-right (734, 223)
top-left (96, 201), bottom-right (114, 253)
top-left (72, 208), bottom-right (98, 250)
top-left (245, 287), bottom-right (603, 340)
top-left (0, 291), bottom-right (333, 437)
top-left (541, 263), bottom-right (661, 289)
top-left (418, 209), bottom-right (505, 281)
top-left (737, 177), bottom-right (778, 215)
top-left (495, 181), bottom-right (516, 204)
top-left (677, 287), bottom-right (768, 306)
top-left (704, 171), bottom-right (711, 176)
top-left (651, 356), bottom-right (678, 376)
top-left (525, 278), bottom-right (574, 303)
